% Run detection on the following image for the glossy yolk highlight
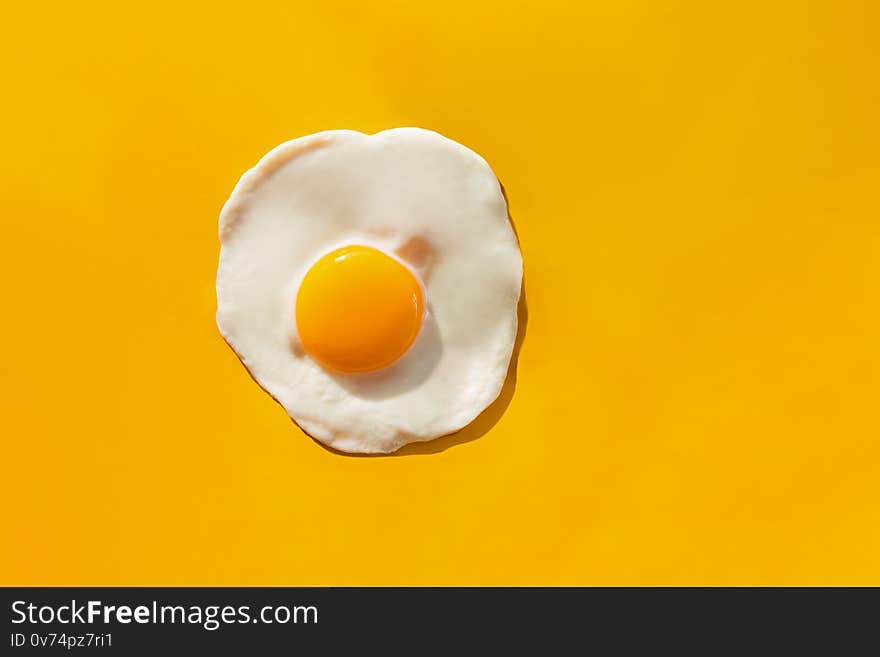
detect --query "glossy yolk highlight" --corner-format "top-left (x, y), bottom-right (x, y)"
top-left (295, 245), bottom-right (424, 373)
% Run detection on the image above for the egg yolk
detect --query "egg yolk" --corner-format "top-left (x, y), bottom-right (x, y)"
top-left (295, 245), bottom-right (424, 373)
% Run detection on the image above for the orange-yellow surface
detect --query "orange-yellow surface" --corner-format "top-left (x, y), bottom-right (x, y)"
top-left (1, 1), bottom-right (878, 585)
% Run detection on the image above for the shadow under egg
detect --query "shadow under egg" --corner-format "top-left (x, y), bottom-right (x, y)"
top-left (311, 179), bottom-right (527, 456)
top-left (389, 181), bottom-right (528, 455)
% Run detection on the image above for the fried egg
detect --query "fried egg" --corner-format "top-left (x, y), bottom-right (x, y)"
top-left (216, 128), bottom-right (522, 453)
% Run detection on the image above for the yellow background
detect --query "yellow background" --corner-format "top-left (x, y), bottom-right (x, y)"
top-left (2, 1), bottom-right (879, 585)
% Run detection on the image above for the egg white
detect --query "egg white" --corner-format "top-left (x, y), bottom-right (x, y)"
top-left (216, 128), bottom-right (522, 453)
